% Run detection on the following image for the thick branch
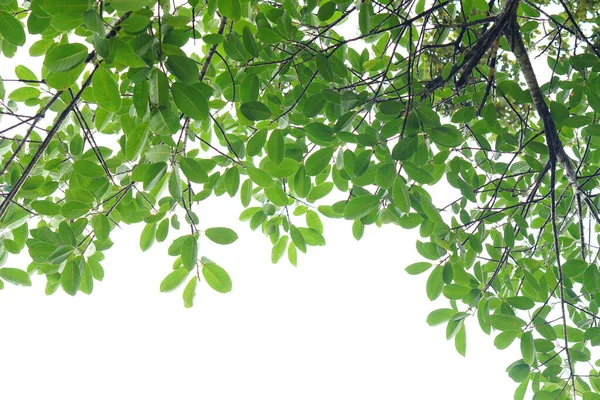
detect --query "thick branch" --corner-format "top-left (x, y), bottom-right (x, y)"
top-left (503, 17), bottom-right (581, 190)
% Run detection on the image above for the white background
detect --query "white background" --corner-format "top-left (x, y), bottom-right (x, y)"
top-left (1, 195), bottom-right (519, 399)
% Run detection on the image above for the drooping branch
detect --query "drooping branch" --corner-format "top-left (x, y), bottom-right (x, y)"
top-left (0, 11), bottom-right (133, 220)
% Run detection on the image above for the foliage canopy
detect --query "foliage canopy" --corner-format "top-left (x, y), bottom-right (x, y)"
top-left (2, 0), bottom-right (600, 397)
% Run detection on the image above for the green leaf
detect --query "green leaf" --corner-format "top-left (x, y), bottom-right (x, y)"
top-left (133, 80), bottom-right (149, 117)
top-left (271, 236), bottom-right (288, 263)
top-left (318, 2), bottom-right (336, 21)
top-left (179, 157), bottom-right (208, 183)
top-left (246, 167), bottom-right (275, 188)
top-left (145, 145), bottom-right (172, 163)
top-left (182, 277), bottom-right (198, 308)
top-left (80, 262), bottom-right (94, 295)
top-left (240, 73), bottom-right (260, 102)
top-left (420, 198), bottom-right (442, 223)
top-left (455, 324), bottom-right (466, 356)
top-left (126, 123), bottom-right (150, 161)
top-left (160, 267), bottom-right (189, 292)
top-left (166, 55), bottom-right (199, 85)
top-left (218, 0), bottom-right (242, 20)
top-left (316, 53), bottom-right (334, 82)
top-left (343, 195), bottom-right (379, 220)
top-left (257, 28), bottom-right (283, 44)
top-left (205, 227), bottom-right (238, 245)
top-left (240, 101), bottom-right (271, 121)
top-left (0, 11), bottom-right (26, 46)
top-left (506, 296), bottom-right (535, 310)
top-left (156, 219), bottom-right (169, 243)
top-left (202, 262), bottom-right (232, 293)
top-left (149, 68), bottom-right (170, 108)
top-left (61, 260), bottom-right (82, 296)
top-left (521, 331), bottom-right (535, 365)
top-left (92, 214), bottom-right (111, 242)
top-left (426, 308), bottom-right (455, 326)
top-left (392, 177), bottom-right (410, 213)
top-left (92, 67), bottom-right (121, 112)
top-left (562, 259), bottom-right (588, 277)
top-left (180, 236), bottom-right (198, 271)
top-left (202, 34), bottom-right (224, 45)
top-left (391, 136), bottom-right (418, 161)
top-left (9, 87), bottom-right (40, 102)
top-left (73, 159), bottom-right (104, 179)
top-left (507, 362), bottom-right (530, 383)
top-left (150, 107), bottom-right (180, 136)
top-left (358, 1), bottom-right (371, 35)
top-left (48, 245), bottom-right (73, 265)
top-left (305, 147), bottom-right (334, 176)
top-left (490, 314), bottom-right (526, 331)
top-left (242, 26), bottom-right (259, 57)
top-left (429, 125), bottom-right (463, 148)
top-left (426, 266), bottom-right (444, 301)
top-left (405, 261), bottom-right (432, 275)
top-left (264, 186), bottom-right (289, 206)
top-left (267, 130), bottom-right (285, 165)
top-left (61, 201), bottom-right (90, 219)
top-left (0, 268), bottom-right (31, 286)
top-left (44, 43), bottom-right (88, 72)
top-left (31, 200), bottom-right (61, 216)
top-left (168, 169), bottom-right (183, 200)
top-left (110, 0), bottom-right (151, 11)
top-left (290, 225), bottom-right (307, 253)
top-left (143, 161), bottom-right (168, 190)
top-left (139, 223), bottom-right (156, 252)
top-left (172, 82), bottom-right (209, 121)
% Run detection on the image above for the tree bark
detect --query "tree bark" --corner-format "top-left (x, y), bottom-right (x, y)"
top-left (503, 17), bottom-right (580, 191)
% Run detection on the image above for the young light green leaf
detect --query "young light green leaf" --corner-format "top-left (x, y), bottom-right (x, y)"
top-left (455, 324), bottom-right (466, 356)
top-left (139, 223), bottom-right (156, 252)
top-left (426, 308), bottom-right (455, 326)
top-left (182, 277), bottom-right (198, 308)
top-left (205, 227), bottom-right (238, 245)
top-left (267, 130), bottom-right (285, 165)
top-left (110, 0), bottom-right (151, 11)
top-left (160, 267), bottom-right (189, 293)
top-left (202, 262), bottom-right (232, 293)
top-left (44, 43), bottom-right (88, 72)
top-left (180, 236), bottom-right (198, 271)
top-left (562, 259), bottom-right (588, 278)
top-left (0, 268), bottom-right (31, 286)
top-left (392, 177), bottom-right (410, 213)
top-left (0, 11), bottom-right (26, 46)
top-left (521, 331), bottom-right (535, 365)
top-left (305, 147), bottom-right (334, 176)
top-left (426, 266), bottom-right (444, 301)
top-left (405, 261), bottom-right (432, 275)
top-left (73, 159), bottom-right (105, 179)
top-left (126, 123), bottom-right (149, 161)
top-left (61, 260), bottom-right (82, 296)
top-left (80, 262), bottom-right (94, 295)
top-left (92, 214), bottom-right (111, 242)
top-left (343, 195), bottom-right (379, 220)
top-left (179, 157), bottom-right (208, 183)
